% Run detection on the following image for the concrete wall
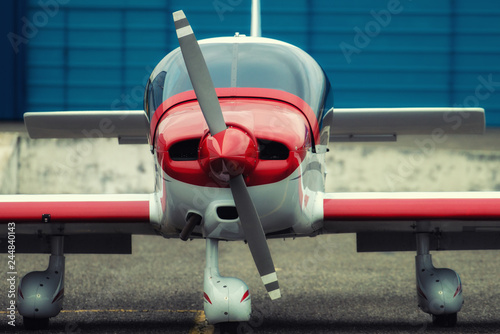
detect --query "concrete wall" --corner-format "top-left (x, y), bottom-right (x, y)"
top-left (0, 132), bottom-right (499, 194)
top-left (326, 141), bottom-right (500, 192)
top-left (1, 133), bottom-right (154, 194)
top-left (0, 133), bottom-right (19, 194)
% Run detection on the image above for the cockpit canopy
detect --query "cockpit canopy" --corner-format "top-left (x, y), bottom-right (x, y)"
top-left (144, 36), bottom-right (332, 121)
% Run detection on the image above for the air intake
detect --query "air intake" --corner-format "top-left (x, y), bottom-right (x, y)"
top-left (217, 206), bottom-right (239, 220)
top-left (169, 138), bottom-right (200, 161)
top-left (258, 139), bottom-right (289, 160)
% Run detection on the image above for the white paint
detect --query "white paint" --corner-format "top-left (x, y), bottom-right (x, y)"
top-left (0, 193), bottom-right (150, 202)
top-left (172, 10), bottom-right (186, 21)
top-left (261, 272), bottom-right (278, 285)
top-left (176, 26), bottom-right (193, 39)
top-left (268, 289), bottom-right (281, 300)
top-left (324, 192), bottom-right (500, 200)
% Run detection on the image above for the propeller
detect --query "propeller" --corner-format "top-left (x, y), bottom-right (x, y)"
top-left (173, 10), bottom-right (281, 300)
top-left (172, 11), bottom-right (226, 136)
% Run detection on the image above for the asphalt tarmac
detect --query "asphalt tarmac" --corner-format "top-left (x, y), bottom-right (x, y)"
top-left (1, 234), bottom-right (500, 333)
top-left (1, 129), bottom-right (500, 333)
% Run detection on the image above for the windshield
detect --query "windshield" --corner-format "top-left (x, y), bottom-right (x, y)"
top-left (145, 37), bottom-right (331, 120)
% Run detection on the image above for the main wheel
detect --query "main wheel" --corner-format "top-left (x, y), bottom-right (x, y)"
top-left (23, 317), bottom-right (49, 330)
top-left (432, 313), bottom-right (457, 327)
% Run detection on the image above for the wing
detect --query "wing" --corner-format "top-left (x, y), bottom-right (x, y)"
top-left (322, 192), bottom-right (500, 252)
top-left (331, 107), bottom-right (484, 142)
top-left (0, 194), bottom-right (161, 253)
top-left (24, 110), bottom-right (149, 144)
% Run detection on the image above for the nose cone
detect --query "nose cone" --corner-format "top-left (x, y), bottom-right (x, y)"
top-left (199, 127), bottom-right (258, 183)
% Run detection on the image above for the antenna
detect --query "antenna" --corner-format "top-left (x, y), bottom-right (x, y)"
top-left (250, 0), bottom-right (261, 37)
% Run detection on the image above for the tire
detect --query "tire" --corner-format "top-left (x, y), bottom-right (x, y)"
top-left (23, 317), bottom-right (50, 330)
top-left (432, 313), bottom-right (457, 327)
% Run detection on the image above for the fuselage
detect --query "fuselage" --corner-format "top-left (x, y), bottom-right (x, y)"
top-left (145, 36), bottom-right (333, 240)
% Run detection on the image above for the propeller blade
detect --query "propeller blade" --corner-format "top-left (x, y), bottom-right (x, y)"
top-left (230, 175), bottom-right (281, 300)
top-left (172, 10), bottom-right (227, 136)
top-left (173, 10), bottom-right (280, 300)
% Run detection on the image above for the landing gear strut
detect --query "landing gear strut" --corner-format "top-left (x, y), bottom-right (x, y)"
top-left (18, 236), bottom-right (65, 330)
top-left (415, 226), bottom-right (462, 327)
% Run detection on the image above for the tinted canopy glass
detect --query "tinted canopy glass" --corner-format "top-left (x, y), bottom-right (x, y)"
top-left (145, 37), bottom-right (331, 120)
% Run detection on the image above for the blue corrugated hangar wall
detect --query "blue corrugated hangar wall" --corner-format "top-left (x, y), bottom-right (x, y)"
top-left (3, 0), bottom-right (500, 125)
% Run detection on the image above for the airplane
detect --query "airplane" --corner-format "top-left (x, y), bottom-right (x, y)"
top-left (2, 0), bottom-right (500, 331)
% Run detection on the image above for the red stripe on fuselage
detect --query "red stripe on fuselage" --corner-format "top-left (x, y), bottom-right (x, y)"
top-left (156, 96), bottom-right (311, 187)
top-left (324, 198), bottom-right (500, 220)
top-left (150, 88), bottom-right (320, 147)
top-left (0, 201), bottom-right (150, 223)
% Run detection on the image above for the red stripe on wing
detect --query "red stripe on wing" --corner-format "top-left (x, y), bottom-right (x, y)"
top-left (324, 198), bottom-right (500, 221)
top-left (0, 201), bottom-right (150, 223)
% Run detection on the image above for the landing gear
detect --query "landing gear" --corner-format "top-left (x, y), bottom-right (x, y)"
top-left (415, 226), bottom-right (463, 327)
top-left (18, 236), bottom-right (65, 330)
top-left (204, 238), bottom-right (251, 327)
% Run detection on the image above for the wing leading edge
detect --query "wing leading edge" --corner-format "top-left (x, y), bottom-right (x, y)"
top-left (322, 192), bottom-right (500, 233)
top-left (0, 194), bottom-right (160, 235)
